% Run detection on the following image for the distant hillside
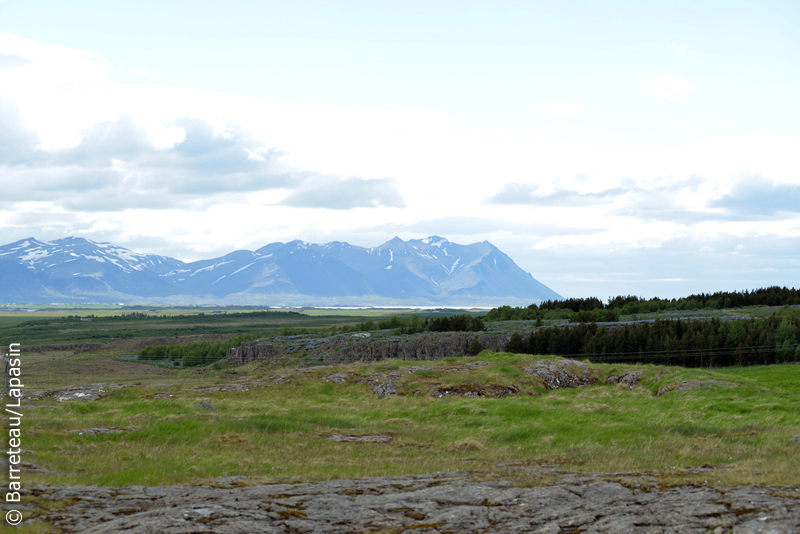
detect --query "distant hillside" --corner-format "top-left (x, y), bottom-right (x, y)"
top-left (0, 236), bottom-right (562, 306)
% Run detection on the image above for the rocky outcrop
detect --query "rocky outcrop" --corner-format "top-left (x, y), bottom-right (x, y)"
top-left (520, 359), bottom-right (596, 389)
top-left (223, 332), bottom-right (512, 367)
top-left (372, 382), bottom-right (397, 398)
top-left (198, 400), bottom-right (218, 412)
top-left (223, 339), bottom-right (285, 365)
top-left (607, 370), bottom-right (644, 389)
top-left (431, 383), bottom-right (519, 398)
top-left (2, 386), bottom-right (106, 403)
top-left (55, 387), bottom-right (107, 402)
top-left (18, 471), bottom-right (800, 533)
top-left (323, 332), bottom-right (510, 364)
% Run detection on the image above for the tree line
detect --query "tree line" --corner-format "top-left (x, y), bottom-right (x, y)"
top-left (487, 286), bottom-right (800, 323)
top-left (504, 312), bottom-right (800, 367)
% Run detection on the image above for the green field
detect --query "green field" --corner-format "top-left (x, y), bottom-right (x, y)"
top-left (0, 310), bottom-right (367, 345)
top-left (18, 351), bottom-right (800, 492)
top-left (5, 304), bottom-right (800, 534)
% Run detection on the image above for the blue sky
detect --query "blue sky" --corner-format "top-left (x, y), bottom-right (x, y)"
top-left (1, 0), bottom-right (799, 299)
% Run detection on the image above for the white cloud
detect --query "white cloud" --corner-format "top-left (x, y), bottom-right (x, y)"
top-left (666, 43), bottom-right (695, 56)
top-left (131, 66), bottom-right (148, 77)
top-left (640, 74), bottom-right (699, 102)
top-left (1, 34), bottom-right (800, 299)
top-left (540, 100), bottom-right (583, 117)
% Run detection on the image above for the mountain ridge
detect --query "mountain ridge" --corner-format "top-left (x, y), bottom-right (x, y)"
top-left (0, 236), bottom-right (562, 306)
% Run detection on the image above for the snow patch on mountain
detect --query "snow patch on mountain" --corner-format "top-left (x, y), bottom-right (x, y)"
top-left (161, 269), bottom-right (191, 277)
top-left (190, 261), bottom-right (234, 277)
top-left (230, 262), bottom-right (255, 276)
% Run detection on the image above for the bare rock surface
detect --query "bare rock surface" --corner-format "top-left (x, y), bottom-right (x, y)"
top-left (321, 372), bottom-right (353, 384)
top-left (606, 370), bottom-right (644, 389)
top-left (198, 400), bottom-right (218, 412)
top-left (521, 359), bottom-right (596, 389)
top-left (223, 340), bottom-right (285, 365)
top-left (322, 332), bottom-right (510, 364)
top-left (6, 387), bottom-right (106, 403)
top-left (432, 384), bottom-right (519, 398)
top-left (372, 382), bottom-right (397, 398)
top-left (16, 470), bottom-right (800, 533)
top-left (14, 389), bottom-right (52, 401)
top-left (51, 386), bottom-right (107, 402)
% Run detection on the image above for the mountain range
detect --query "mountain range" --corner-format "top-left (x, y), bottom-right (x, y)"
top-left (0, 236), bottom-right (562, 306)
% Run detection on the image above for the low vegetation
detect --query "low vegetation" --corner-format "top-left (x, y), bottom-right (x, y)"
top-left (19, 350), bottom-right (800, 490)
top-left (4, 292), bottom-right (799, 534)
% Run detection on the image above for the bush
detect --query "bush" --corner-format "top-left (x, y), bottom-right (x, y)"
top-left (467, 338), bottom-right (484, 356)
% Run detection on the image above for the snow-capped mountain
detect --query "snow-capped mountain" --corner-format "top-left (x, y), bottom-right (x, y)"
top-left (0, 236), bottom-right (562, 305)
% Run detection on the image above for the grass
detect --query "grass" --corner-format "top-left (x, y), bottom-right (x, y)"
top-left (0, 310), bottom-right (369, 345)
top-left (17, 351), bottom-right (800, 492)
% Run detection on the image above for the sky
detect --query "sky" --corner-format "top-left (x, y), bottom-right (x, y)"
top-left (1, 0), bottom-right (799, 300)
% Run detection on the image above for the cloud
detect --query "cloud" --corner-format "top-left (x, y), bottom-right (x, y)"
top-left (710, 178), bottom-right (800, 217)
top-left (540, 100), bottom-right (583, 117)
top-left (0, 113), bottom-right (298, 210)
top-left (665, 43), bottom-right (695, 56)
top-left (0, 52), bottom-right (32, 69)
top-left (131, 66), bottom-right (148, 77)
top-left (487, 183), bottom-right (625, 206)
top-left (640, 74), bottom-right (699, 102)
top-left (280, 176), bottom-right (406, 210)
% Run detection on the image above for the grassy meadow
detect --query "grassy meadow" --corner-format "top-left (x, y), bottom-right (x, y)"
top-left (18, 351), bottom-right (800, 491)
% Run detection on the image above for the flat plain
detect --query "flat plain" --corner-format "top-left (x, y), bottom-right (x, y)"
top-left (2, 306), bottom-right (799, 533)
